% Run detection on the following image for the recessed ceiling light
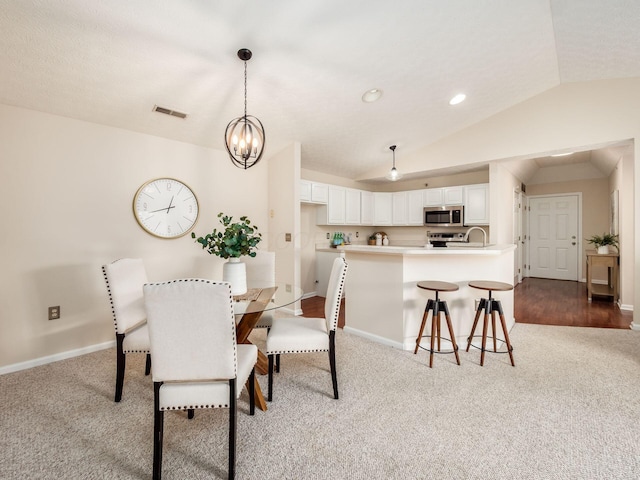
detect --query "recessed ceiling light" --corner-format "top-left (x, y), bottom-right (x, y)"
top-left (551, 152), bottom-right (575, 157)
top-left (449, 93), bottom-right (466, 105)
top-left (362, 88), bottom-right (383, 103)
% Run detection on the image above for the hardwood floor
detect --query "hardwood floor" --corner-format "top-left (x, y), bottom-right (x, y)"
top-left (514, 277), bottom-right (632, 329)
top-left (302, 277), bottom-right (633, 330)
top-left (300, 296), bottom-right (346, 328)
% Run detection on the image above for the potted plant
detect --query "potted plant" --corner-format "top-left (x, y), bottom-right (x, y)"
top-left (191, 212), bottom-right (262, 294)
top-left (586, 232), bottom-right (618, 254)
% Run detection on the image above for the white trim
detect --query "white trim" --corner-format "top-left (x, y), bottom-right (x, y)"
top-left (0, 340), bottom-right (115, 375)
top-left (343, 326), bottom-right (405, 350)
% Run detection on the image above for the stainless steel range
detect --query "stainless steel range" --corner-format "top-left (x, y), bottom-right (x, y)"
top-left (427, 231), bottom-right (466, 247)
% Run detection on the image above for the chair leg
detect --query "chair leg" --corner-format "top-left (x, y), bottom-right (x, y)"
top-left (187, 409), bottom-right (194, 419)
top-left (115, 334), bottom-right (126, 402)
top-left (275, 353), bottom-right (280, 373)
top-left (153, 382), bottom-right (164, 480)
top-left (145, 354), bottom-right (152, 375)
top-left (248, 368), bottom-right (256, 416)
top-left (329, 331), bottom-right (339, 399)
top-left (268, 354), bottom-right (274, 402)
top-left (228, 379), bottom-right (237, 480)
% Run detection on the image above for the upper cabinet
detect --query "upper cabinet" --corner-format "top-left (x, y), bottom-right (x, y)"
top-left (345, 188), bottom-right (361, 225)
top-left (360, 191), bottom-right (374, 225)
top-left (315, 186), bottom-right (364, 225)
top-left (407, 190), bottom-right (425, 225)
top-left (373, 192), bottom-right (392, 225)
top-left (464, 183), bottom-right (490, 225)
top-left (300, 180), bottom-right (328, 204)
top-left (423, 186), bottom-right (464, 206)
top-left (392, 192), bottom-right (407, 225)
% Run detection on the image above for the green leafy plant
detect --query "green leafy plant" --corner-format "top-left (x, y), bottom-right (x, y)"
top-left (191, 212), bottom-right (262, 259)
top-left (586, 232), bottom-right (619, 249)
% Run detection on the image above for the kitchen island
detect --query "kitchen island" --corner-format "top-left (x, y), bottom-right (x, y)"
top-left (341, 244), bottom-right (517, 350)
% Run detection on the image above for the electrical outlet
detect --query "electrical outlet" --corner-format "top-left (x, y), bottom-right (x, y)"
top-left (48, 306), bottom-right (60, 320)
top-left (286, 284), bottom-right (292, 292)
top-left (326, 233), bottom-right (330, 239)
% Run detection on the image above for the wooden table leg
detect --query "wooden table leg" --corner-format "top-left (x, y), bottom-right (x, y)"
top-left (256, 350), bottom-right (268, 375)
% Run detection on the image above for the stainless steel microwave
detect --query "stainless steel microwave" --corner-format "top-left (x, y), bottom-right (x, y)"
top-left (423, 205), bottom-right (464, 227)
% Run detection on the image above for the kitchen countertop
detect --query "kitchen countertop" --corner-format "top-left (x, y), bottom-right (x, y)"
top-left (337, 243), bottom-right (516, 255)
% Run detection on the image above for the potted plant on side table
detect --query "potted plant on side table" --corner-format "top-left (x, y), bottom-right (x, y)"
top-left (191, 212), bottom-right (262, 295)
top-left (586, 232), bottom-right (619, 254)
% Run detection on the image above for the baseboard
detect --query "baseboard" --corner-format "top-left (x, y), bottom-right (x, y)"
top-left (343, 326), bottom-right (405, 350)
top-left (302, 291), bottom-right (317, 299)
top-left (0, 340), bottom-right (115, 376)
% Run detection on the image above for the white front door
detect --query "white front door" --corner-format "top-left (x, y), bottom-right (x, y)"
top-left (528, 195), bottom-right (579, 281)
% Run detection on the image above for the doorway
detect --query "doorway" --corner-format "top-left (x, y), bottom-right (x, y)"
top-left (528, 194), bottom-right (581, 281)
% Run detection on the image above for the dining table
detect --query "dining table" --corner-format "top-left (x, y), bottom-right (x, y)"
top-left (233, 283), bottom-right (304, 411)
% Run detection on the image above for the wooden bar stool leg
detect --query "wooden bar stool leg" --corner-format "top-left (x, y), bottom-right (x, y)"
top-left (414, 299), bottom-right (433, 355)
top-left (490, 302), bottom-right (498, 352)
top-left (429, 304), bottom-right (437, 368)
top-left (442, 301), bottom-right (460, 365)
top-left (495, 300), bottom-right (515, 367)
top-left (480, 303), bottom-right (490, 367)
top-left (466, 298), bottom-right (485, 352)
top-left (434, 296), bottom-right (441, 352)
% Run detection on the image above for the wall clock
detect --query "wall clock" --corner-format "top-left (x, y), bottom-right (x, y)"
top-left (133, 178), bottom-right (199, 238)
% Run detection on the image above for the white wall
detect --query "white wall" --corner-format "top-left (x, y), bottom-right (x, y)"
top-left (0, 104), bottom-right (270, 369)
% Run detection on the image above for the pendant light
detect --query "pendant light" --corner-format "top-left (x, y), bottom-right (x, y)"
top-left (224, 48), bottom-right (266, 169)
top-left (386, 145), bottom-right (402, 181)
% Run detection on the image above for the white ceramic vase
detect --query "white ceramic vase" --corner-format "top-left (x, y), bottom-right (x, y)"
top-left (597, 245), bottom-right (609, 254)
top-left (222, 258), bottom-right (247, 295)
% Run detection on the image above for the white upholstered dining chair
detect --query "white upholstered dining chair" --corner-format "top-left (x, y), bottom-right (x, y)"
top-left (143, 278), bottom-right (257, 480)
top-left (266, 256), bottom-right (347, 401)
top-left (102, 258), bottom-right (151, 403)
top-left (245, 250), bottom-right (276, 329)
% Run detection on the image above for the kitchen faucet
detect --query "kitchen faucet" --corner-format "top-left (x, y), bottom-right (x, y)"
top-left (464, 226), bottom-right (487, 247)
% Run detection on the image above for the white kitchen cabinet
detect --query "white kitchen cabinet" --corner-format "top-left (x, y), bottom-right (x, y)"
top-left (392, 192), bottom-right (407, 225)
top-left (443, 186), bottom-right (464, 205)
top-left (373, 192), bottom-right (392, 225)
top-left (464, 183), bottom-right (490, 225)
top-left (424, 186), bottom-right (464, 206)
top-left (316, 185), bottom-right (345, 224)
top-left (423, 188), bottom-right (444, 206)
top-left (407, 190), bottom-right (425, 225)
top-left (300, 180), bottom-right (312, 202)
top-left (360, 191), bottom-right (374, 225)
top-left (300, 180), bottom-right (328, 204)
top-left (345, 188), bottom-right (361, 225)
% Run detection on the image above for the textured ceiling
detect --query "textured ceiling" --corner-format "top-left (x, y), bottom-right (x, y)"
top-left (1, 0), bottom-right (639, 181)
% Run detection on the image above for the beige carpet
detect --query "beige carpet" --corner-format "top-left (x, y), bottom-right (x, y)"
top-left (1, 323), bottom-right (640, 479)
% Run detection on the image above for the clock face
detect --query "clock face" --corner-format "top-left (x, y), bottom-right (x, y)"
top-left (133, 178), bottom-right (199, 238)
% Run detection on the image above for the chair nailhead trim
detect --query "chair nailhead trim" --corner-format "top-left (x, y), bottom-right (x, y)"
top-left (161, 404), bottom-right (229, 411)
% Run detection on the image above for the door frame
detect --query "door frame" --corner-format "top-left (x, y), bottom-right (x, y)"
top-left (526, 192), bottom-right (583, 282)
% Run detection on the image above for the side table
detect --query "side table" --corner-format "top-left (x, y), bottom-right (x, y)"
top-left (586, 250), bottom-right (619, 302)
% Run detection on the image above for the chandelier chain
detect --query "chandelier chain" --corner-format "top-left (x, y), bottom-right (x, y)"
top-left (243, 61), bottom-right (248, 118)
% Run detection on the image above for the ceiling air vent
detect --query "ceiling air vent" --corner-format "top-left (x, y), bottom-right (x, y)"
top-left (153, 105), bottom-right (188, 119)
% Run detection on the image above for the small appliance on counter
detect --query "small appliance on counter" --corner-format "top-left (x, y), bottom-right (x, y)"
top-left (427, 231), bottom-right (466, 248)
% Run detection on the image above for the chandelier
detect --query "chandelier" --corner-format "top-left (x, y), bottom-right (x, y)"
top-left (224, 48), bottom-right (266, 169)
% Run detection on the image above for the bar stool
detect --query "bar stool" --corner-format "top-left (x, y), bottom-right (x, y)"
top-left (466, 280), bottom-right (515, 366)
top-left (414, 281), bottom-right (460, 367)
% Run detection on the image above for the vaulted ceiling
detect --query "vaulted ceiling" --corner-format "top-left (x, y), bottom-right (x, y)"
top-left (1, 1), bottom-right (639, 181)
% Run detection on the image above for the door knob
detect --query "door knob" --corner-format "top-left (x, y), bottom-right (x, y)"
top-left (572, 242), bottom-right (576, 245)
